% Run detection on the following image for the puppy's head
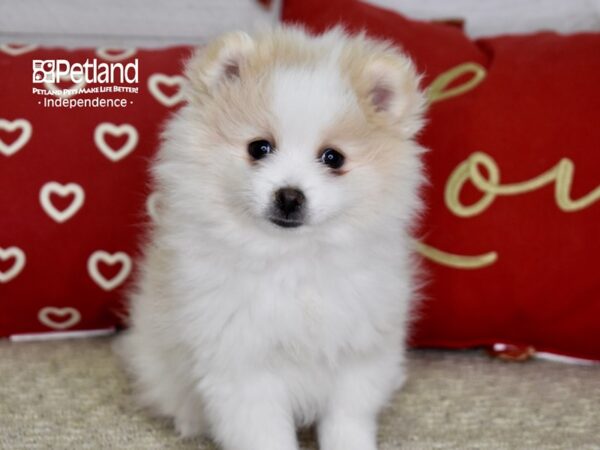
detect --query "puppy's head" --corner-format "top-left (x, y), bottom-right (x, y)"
top-left (165, 27), bottom-right (425, 241)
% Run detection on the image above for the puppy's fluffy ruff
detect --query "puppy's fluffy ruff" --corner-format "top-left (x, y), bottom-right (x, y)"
top-left (117, 27), bottom-right (426, 450)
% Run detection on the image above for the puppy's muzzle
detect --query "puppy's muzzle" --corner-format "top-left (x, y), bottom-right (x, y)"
top-left (269, 187), bottom-right (306, 228)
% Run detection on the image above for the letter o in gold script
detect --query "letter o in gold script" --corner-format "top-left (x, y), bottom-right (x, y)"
top-left (445, 152), bottom-right (500, 217)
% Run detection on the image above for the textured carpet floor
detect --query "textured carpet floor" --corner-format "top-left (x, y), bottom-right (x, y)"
top-left (0, 337), bottom-right (598, 450)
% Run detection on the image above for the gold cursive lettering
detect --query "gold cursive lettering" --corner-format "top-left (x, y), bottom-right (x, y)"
top-left (416, 63), bottom-right (599, 270)
top-left (418, 62), bottom-right (494, 268)
top-left (413, 240), bottom-right (498, 270)
top-left (427, 62), bottom-right (487, 105)
top-left (446, 151), bottom-right (600, 217)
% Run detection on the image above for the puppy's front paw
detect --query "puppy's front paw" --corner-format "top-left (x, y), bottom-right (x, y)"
top-left (319, 415), bottom-right (378, 450)
top-left (203, 374), bottom-right (299, 450)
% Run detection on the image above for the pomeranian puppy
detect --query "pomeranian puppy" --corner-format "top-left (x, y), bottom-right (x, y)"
top-left (117, 26), bottom-right (426, 450)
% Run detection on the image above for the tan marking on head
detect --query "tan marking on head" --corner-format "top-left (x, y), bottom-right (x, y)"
top-left (184, 26), bottom-right (425, 175)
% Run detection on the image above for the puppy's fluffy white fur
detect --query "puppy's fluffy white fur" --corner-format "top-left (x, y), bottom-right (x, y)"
top-left (117, 26), bottom-right (426, 450)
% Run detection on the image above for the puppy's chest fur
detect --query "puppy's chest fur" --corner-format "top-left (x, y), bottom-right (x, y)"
top-left (169, 238), bottom-right (406, 368)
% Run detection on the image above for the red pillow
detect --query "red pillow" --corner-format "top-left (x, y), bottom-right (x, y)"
top-left (283, 0), bottom-right (600, 361)
top-left (0, 45), bottom-right (191, 337)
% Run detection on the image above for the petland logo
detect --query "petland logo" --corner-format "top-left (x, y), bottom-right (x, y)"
top-left (32, 58), bottom-right (139, 108)
top-left (32, 59), bottom-right (138, 84)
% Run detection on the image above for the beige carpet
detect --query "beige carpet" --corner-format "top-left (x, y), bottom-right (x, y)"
top-left (0, 337), bottom-right (598, 450)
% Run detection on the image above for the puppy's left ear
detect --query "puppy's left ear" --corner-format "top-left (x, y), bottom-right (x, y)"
top-left (362, 53), bottom-right (426, 138)
top-left (185, 31), bottom-right (255, 98)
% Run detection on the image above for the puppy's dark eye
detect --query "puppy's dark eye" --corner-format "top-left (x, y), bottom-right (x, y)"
top-left (248, 140), bottom-right (274, 161)
top-left (319, 148), bottom-right (345, 170)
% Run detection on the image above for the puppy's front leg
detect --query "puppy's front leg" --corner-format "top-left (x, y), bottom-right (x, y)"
top-left (202, 373), bottom-right (299, 450)
top-left (318, 353), bottom-right (404, 450)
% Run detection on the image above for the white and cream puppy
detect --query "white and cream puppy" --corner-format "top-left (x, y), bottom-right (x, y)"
top-left (117, 26), bottom-right (426, 450)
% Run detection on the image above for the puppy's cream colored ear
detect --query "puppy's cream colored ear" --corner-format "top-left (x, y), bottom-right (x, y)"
top-left (362, 54), bottom-right (426, 137)
top-left (185, 31), bottom-right (254, 97)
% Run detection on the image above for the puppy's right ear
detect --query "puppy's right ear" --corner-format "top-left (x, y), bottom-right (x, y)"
top-left (185, 31), bottom-right (255, 98)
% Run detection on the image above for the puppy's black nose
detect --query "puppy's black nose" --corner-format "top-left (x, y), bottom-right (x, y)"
top-left (275, 187), bottom-right (305, 216)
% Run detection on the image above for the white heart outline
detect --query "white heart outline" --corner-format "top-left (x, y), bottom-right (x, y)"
top-left (0, 246), bottom-right (26, 283)
top-left (87, 251), bottom-right (132, 291)
top-left (0, 118), bottom-right (32, 157)
top-left (0, 43), bottom-right (38, 56)
top-left (38, 307), bottom-right (81, 330)
top-left (39, 182), bottom-right (85, 223)
top-left (148, 73), bottom-right (186, 107)
top-left (95, 47), bottom-right (137, 62)
top-left (146, 192), bottom-right (161, 222)
top-left (93, 122), bottom-right (138, 162)
top-left (44, 70), bottom-right (87, 99)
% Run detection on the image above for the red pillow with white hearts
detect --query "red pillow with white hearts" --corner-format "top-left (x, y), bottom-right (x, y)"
top-left (283, 0), bottom-right (600, 361)
top-left (0, 44), bottom-right (191, 337)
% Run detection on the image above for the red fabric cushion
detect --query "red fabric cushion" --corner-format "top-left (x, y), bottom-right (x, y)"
top-left (0, 45), bottom-right (191, 335)
top-left (283, 0), bottom-right (600, 361)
